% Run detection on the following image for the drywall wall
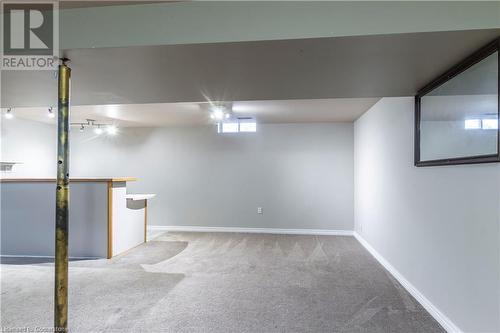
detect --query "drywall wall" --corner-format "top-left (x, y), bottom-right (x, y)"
top-left (354, 97), bottom-right (500, 332)
top-left (1, 119), bottom-right (354, 231)
top-left (72, 123), bottom-right (354, 231)
top-left (0, 118), bottom-right (56, 177)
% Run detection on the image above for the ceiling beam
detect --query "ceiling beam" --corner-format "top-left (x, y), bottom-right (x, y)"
top-left (60, 1), bottom-right (500, 50)
top-left (2, 29), bottom-right (499, 108)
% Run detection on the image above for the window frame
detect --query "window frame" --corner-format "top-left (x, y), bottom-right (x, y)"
top-left (414, 37), bottom-right (500, 167)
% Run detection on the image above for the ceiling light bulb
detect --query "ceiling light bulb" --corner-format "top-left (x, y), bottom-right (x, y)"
top-left (94, 126), bottom-right (103, 135)
top-left (5, 108), bottom-right (13, 119)
top-left (106, 125), bottom-right (117, 135)
top-left (47, 107), bottom-right (55, 118)
top-left (212, 107), bottom-right (225, 121)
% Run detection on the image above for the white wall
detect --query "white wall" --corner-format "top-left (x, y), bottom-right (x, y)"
top-left (354, 97), bottom-right (500, 333)
top-left (1, 120), bottom-right (354, 231)
top-left (1, 118), bottom-right (56, 177)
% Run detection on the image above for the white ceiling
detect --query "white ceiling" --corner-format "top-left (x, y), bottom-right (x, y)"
top-left (2, 98), bottom-right (380, 127)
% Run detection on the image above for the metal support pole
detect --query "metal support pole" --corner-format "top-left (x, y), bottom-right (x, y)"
top-left (55, 59), bottom-right (71, 332)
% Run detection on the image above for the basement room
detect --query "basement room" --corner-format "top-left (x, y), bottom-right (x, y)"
top-left (1, 1), bottom-right (499, 332)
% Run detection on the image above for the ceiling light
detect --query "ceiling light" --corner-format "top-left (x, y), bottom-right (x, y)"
top-left (4, 108), bottom-right (13, 119)
top-left (211, 107), bottom-right (226, 121)
top-left (106, 125), bottom-right (118, 135)
top-left (94, 126), bottom-right (103, 135)
top-left (47, 107), bottom-right (55, 118)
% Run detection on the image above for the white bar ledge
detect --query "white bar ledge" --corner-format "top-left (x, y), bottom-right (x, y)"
top-left (126, 194), bottom-right (156, 201)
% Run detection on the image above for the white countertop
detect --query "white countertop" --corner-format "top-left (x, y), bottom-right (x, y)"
top-left (125, 194), bottom-right (156, 201)
top-left (0, 177), bottom-right (137, 183)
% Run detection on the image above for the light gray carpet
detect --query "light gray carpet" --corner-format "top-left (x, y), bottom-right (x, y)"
top-left (1, 232), bottom-right (445, 332)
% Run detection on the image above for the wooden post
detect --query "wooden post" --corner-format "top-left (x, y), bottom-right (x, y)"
top-left (55, 59), bottom-right (71, 332)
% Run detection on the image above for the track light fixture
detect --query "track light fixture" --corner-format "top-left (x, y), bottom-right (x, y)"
top-left (70, 119), bottom-right (118, 136)
top-left (210, 105), bottom-right (232, 122)
top-left (47, 107), bottom-right (55, 119)
top-left (106, 125), bottom-right (117, 135)
top-left (4, 108), bottom-right (13, 119)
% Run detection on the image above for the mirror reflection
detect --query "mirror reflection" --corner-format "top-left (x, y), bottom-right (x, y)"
top-left (420, 51), bottom-right (498, 162)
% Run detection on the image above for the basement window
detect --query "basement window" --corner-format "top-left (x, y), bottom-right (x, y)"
top-left (218, 117), bottom-right (257, 134)
top-left (239, 119), bottom-right (257, 132)
top-left (221, 122), bottom-right (239, 133)
top-left (464, 118), bottom-right (499, 130)
top-left (464, 119), bottom-right (482, 130)
top-left (482, 118), bottom-right (499, 130)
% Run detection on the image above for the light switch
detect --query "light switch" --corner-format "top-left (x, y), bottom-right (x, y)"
top-left (257, 207), bottom-right (263, 214)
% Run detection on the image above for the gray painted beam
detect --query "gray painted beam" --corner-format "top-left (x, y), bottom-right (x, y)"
top-left (60, 1), bottom-right (500, 49)
top-left (2, 29), bottom-right (499, 107)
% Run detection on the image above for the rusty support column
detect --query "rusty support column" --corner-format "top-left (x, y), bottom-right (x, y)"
top-left (54, 58), bottom-right (71, 332)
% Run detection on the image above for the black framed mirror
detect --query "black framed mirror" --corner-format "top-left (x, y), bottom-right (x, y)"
top-left (415, 38), bottom-right (499, 167)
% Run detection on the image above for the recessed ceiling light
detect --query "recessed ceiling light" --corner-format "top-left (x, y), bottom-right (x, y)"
top-left (211, 107), bottom-right (225, 121)
top-left (106, 125), bottom-right (118, 135)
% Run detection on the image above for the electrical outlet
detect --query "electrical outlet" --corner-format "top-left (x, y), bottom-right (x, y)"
top-left (257, 207), bottom-right (263, 214)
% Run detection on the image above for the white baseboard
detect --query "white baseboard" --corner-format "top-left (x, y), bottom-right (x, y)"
top-left (148, 225), bottom-right (353, 236)
top-left (353, 232), bottom-right (462, 333)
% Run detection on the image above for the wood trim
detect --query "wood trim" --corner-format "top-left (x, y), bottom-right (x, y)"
top-left (110, 177), bottom-right (138, 182)
top-left (110, 241), bottom-right (146, 258)
top-left (0, 177), bottom-right (137, 183)
top-left (144, 200), bottom-right (148, 243)
top-left (107, 181), bottom-right (113, 259)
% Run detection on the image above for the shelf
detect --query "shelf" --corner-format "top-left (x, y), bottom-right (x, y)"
top-left (125, 194), bottom-right (156, 201)
top-left (0, 162), bottom-right (23, 172)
